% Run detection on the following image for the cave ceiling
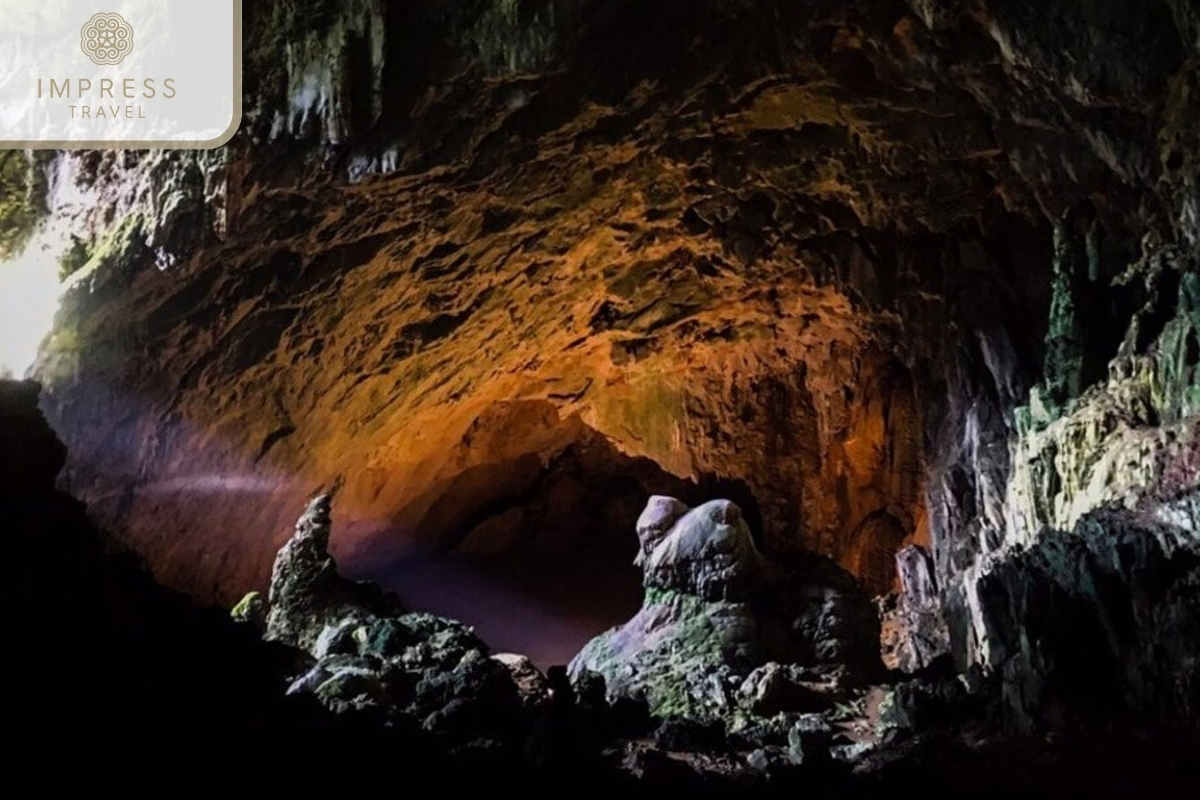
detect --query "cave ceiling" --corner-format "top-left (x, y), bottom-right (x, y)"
top-left (26, 0), bottom-right (1198, 604)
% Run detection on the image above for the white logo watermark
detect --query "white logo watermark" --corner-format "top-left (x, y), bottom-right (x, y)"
top-left (0, 1), bottom-right (241, 148)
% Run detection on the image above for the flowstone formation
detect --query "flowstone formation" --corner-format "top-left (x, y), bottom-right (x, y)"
top-left (570, 497), bottom-right (879, 725)
top-left (239, 495), bottom-right (545, 747)
top-left (936, 259), bottom-right (1200, 729)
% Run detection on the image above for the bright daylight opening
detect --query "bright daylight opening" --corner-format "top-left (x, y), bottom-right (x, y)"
top-left (0, 227), bottom-right (65, 378)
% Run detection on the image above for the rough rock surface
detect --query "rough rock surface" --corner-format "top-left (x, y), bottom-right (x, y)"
top-left (264, 494), bottom-right (405, 650)
top-left (246, 494), bottom-right (536, 747)
top-left (570, 497), bottom-right (878, 720)
top-left (937, 257), bottom-right (1200, 726)
top-left (0, 152), bottom-right (47, 261)
top-left (975, 505), bottom-right (1200, 730)
top-left (878, 545), bottom-right (950, 672)
top-left (5, 374), bottom-right (1200, 790)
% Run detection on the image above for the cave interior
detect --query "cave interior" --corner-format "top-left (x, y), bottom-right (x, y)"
top-left (2, 0), bottom-right (1199, 793)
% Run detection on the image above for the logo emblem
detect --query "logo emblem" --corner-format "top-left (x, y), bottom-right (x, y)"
top-left (80, 13), bottom-right (134, 66)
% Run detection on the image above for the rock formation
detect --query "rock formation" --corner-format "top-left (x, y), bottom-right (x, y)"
top-left (974, 505), bottom-right (1200, 730)
top-left (243, 493), bottom-right (547, 749)
top-left (570, 497), bottom-right (878, 721)
top-left (263, 494), bottom-right (404, 651)
top-left (878, 545), bottom-right (950, 672)
top-left (0, 378), bottom-right (466, 786)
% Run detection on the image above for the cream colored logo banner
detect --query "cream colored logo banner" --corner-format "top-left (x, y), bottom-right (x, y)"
top-left (0, 0), bottom-right (241, 148)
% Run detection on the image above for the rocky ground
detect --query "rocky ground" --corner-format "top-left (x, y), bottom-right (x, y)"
top-left (5, 376), bottom-right (1200, 790)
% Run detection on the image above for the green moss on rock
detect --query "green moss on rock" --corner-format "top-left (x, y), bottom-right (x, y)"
top-left (231, 591), bottom-right (267, 627)
top-left (0, 152), bottom-right (47, 260)
top-left (58, 236), bottom-right (91, 281)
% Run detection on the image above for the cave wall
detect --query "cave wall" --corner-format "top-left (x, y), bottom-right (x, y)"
top-left (8, 0), bottom-right (1198, 724)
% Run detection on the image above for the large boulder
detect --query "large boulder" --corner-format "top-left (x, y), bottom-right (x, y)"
top-left (968, 502), bottom-right (1200, 731)
top-left (569, 497), bottom-right (880, 721)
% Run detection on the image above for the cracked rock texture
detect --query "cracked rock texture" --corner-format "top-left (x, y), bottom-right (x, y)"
top-left (878, 544), bottom-right (949, 672)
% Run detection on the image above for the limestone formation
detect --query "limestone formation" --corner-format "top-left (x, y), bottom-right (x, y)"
top-left (971, 505), bottom-right (1200, 730)
top-left (570, 497), bottom-right (878, 721)
top-left (879, 545), bottom-right (950, 673)
top-left (264, 494), bottom-right (405, 650)
top-left (634, 495), bottom-right (690, 568)
top-left (254, 495), bottom-right (532, 744)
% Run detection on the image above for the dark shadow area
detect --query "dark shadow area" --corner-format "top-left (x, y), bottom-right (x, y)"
top-left (375, 543), bottom-right (644, 669)
top-left (2, 379), bottom-right (474, 788)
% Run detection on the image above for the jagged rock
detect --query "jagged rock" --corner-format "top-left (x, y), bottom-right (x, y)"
top-left (878, 673), bottom-right (973, 733)
top-left (745, 747), bottom-right (783, 774)
top-left (296, 654), bottom-right (391, 715)
top-left (14, 14), bottom-right (1197, 770)
top-left (570, 497), bottom-right (879, 721)
top-left (732, 712), bottom-right (806, 750)
top-left (738, 663), bottom-right (838, 716)
top-left (653, 717), bottom-right (727, 752)
top-left (264, 495), bottom-right (404, 651)
top-left (492, 653), bottom-right (552, 715)
top-left (255, 495), bottom-right (533, 745)
top-left (6, 0), bottom-right (1199, 786)
top-left (7, 0), bottom-right (1200, 786)
top-left (968, 503), bottom-right (1200, 730)
top-left (897, 546), bottom-right (937, 606)
top-left (946, 244), bottom-right (1200, 691)
top-left (876, 687), bottom-right (915, 732)
top-left (786, 714), bottom-right (834, 766)
top-left (879, 545), bottom-right (951, 673)
top-left (0, 151), bottom-right (47, 260)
